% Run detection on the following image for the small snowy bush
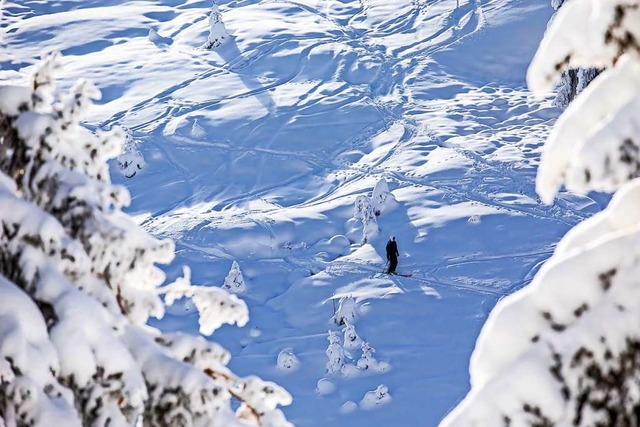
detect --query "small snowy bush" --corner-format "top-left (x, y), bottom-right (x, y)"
top-left (355, 342), bottom-right (376, 371)
top-left (441, 2), bottom-right (640, 426)
top-left (0, 53), bottom-right (291, 427)
top-left (117, 127), bottom-right (145, 178)
top-left (360, 385), bottom-right (391, 410)
top-left (325, 331), bottom-right (346, 375)
top-left (370, 178), bottom-right (396, 216)
top-left (354, 195), bottom-right (378, 243)
top-left (342, 322), bottom-right (363, 350)
top-left (204, 3), bottom-right (229, 49)
top-left (356, 342), bottom-right (390, 373)
top-left (353, 180), bottom-right (395, 243)
top-left (333, 296), bottom-right (358, 326)
top-left (221, 260), bottom-right (246, 294)
top-left (277, 349), bottom-right (300, 372)
top-left (467, 214), bottom-right (481, 225)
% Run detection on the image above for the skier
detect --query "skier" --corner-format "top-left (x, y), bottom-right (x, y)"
top-left (386, 236), bottom-right (399, 274)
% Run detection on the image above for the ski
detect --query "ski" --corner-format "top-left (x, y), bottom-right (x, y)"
top-left (369, 272), bottom-right (413, 279)
top-left (384, 272), bottom-right (413, 278)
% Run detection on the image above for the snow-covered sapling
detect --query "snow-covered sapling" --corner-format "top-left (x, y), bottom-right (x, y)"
top-left (356, 341), bottom-right (375, 370)
top-left (333, 296), bottom-right (358, 326)
top-left (356, 342), bottom-right (391, 373)
top-left (354, 195), bottom-right (378, 243)
top-left (221, 260), bottom-right (246, 294)
top-left (370, 178), bottom-right (396, 216)
top-left (277, 348), bottom-right (300, 372)
top-left (467, 214), bottom-right (481, 225)
top-left (117, 126), bottom-right (145, 178)
top-left (325, 330), bottom-right (346, 375)
top-left (360, 384), bottom-right (392, 410)
top-left (204, 3), bottom-right (229, 49)
top-left (342, 322), bottom-right (363, 350)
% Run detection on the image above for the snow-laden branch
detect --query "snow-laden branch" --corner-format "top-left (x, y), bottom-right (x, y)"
top-left (527, 0), bottom-right (640, 203)
top-left (0, 53), bottom-right (291, 427)
top-left (0, 275), bottom-right (80, 426)
top-left (442, 1), bottom-right (640, 425)
top-left (533, 56), bottom-right (640, 203)
top-left (442, 178), bottom-right (640, 425)
top-left (528, 0), bottom-right (640, 93)
top-left (161, 266), bottom-right (249, 335)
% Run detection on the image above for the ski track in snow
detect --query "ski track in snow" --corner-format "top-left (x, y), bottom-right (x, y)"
top-left (1, 0), bottom-right (605, 425)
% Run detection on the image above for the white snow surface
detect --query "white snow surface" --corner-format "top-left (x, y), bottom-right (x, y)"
top-left (0, 0), bottom-right (607, 425)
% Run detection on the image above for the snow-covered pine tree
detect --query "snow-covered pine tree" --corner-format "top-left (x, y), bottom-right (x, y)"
top-left (370, 178), bottom-right (396, 217)
top-left (117, 127), bottom-right (145, 178)
top-left (353, 195), bottom-right (378, 243)
top-left (550, 0), bottom-right (600, 108)
top-left (359, 385), bottom-right (391, 410)
top-left (342, 322), bottom-right (363, 351)
top-left (204, 3), bottom-right (229, 50)
top-left (356, 342), bottom-right (376, 371)
top-left (221, 260), bottom-right (246, 294)
top-left (441, 2), bottom-right (640, 426)
top-left (333, 296), bottom-right (358, 326)
top-left (355, 341), bottom-right (389, 373)
top-left (325, 331), bottom-right (346, 375)
top-left (276, 349), bottom-right (300, 372)
top-left (0, 53), bottom-right (291, 427)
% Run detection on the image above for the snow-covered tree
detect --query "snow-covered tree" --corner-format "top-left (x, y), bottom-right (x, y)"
top-left (353, 180), bottom-right (396, 242)
top-left (342, 322), bottom-right (363, 351)
top-left (356, 342), bottom-right (376, 371)
top-left (370, 178), bottom-right (396, 216)
top-left (441, 2), bottom-right (640, 426)
top-left (221, 260), bottom-right (246, 294)
top-left (117, 127), bottom-right (145, 178)
top-left (0, 53), bottom-right (291, 427)
top-left (325, 331), bottom-right (346, 375)
top-left (549, 0), bottom-right (600, 108)
top-left (203, 3), bottom-right (229, 50)
top-left (276, 349), bottom-right (299, 372)
top-left (355, 342), bottom-right (390, 373)
top-left (333, 296), bottom-right (358, 326)
top-left (360, 385), bottom-right (391, 410)
top-left (353, 195), bottom-right (378, 243)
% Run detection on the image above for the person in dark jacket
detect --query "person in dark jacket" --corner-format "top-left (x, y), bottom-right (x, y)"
top-left (386, 236), bottom-right (399, 274)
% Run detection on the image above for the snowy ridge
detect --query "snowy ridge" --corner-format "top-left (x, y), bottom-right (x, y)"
top-left (0, 0), bottom-right (606, 425)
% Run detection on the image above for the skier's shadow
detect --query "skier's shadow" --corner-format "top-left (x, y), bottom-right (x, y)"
top-left (216, 36), bottom-right (276, 114)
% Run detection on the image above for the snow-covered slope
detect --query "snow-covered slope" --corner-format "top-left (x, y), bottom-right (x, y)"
top-left (0, 0), bottom-right (605, 425)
